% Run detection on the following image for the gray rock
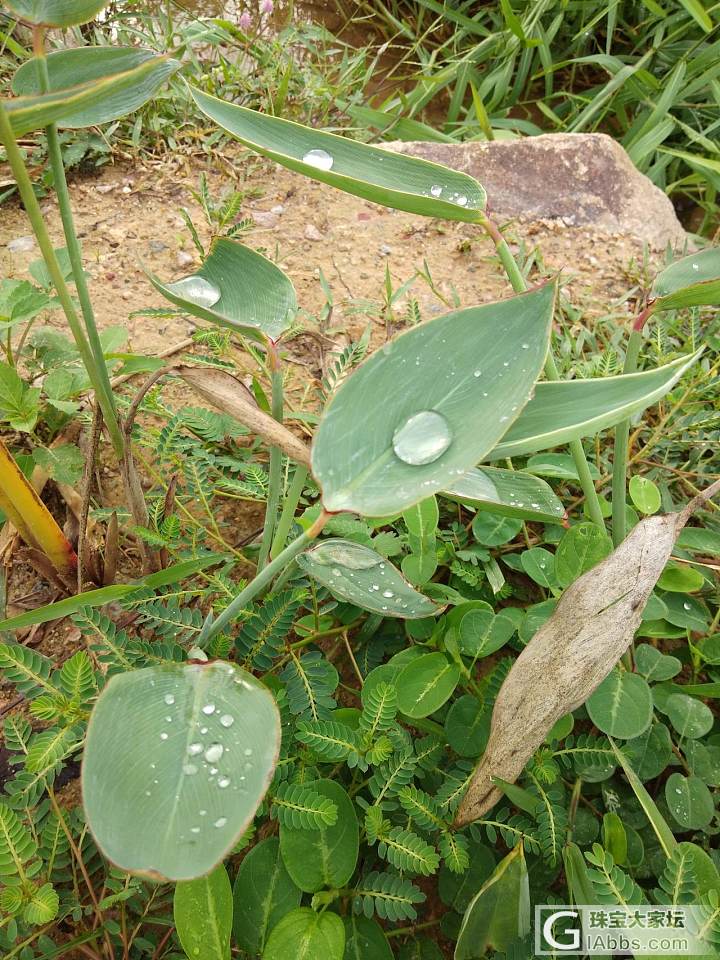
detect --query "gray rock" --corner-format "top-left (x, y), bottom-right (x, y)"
top-left (7, 235), bottom-right (35, 253)
top-left (391, 133), bottom-right (685, 249)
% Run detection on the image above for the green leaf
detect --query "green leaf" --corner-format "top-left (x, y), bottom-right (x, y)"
top-left (271, 782), bottom-right (338, 829)
top-left (458, 609), bottom-right (515, 660)
top-left (232, 838), bottom-right (301, 956)
top-left (629, 476), bottom-right (662, 515)
top-left (442, 466), bottom-right (564, 523)
top-left (82, 660), bottom-right (281, 881)
top-left (0, 279), bottom-right (51, 326)
top-left (396, 652), bottom-right (460, 719)
top-left (634, 644), bottom-right (681, 682)
top-left (174, 865), bottom-right (232, 960)
top-left (149, 238), bottom-right (296, 344)
top-left (586, 670), bottom-right (653, 739)
top-left (650, 247), bottom-right (720, 310)
top-left (33, 444), bottom-right (84, 485)
top-left (445, 695), bottom-right (491, 757)
top-left (312, 284), bottom-right (555, 516)
top-left (0, 801), bottom-right (37, 878)
top-left (351, 871), bottom-right (425, 922)
top-left (488, 352), bottom-right (701, 459)
top-left (0, 362), bottom-right (40, 432)
top-left (12, 48), bottom-right (180, 127)
top-left (455, 844), bottom-right (530, 958)
top-left (665, 694), bottom-right (714, 740)
top-left (520, 548), bottom-right (557, 589)
top-left (665, 773), bottom-right (715, 830)
top-left (401, 496), bottom-right (439, 585)
top-left (678, 0), bottom-right (713, 33)
top-left (23, 882), bottom-right (59, 925)
top-left (555, 523), bottom-right (613, 588)
top-left (612, 741), bottom-right (677, 857)
top-left (263, 908), bottom-right (345, 960)
top-left (471, 513), bottom-right (523, 547)
top-left (525, 452), bottom-right (601, 481)
top-left (4, 0), bottom-right (106, 26)
top-left (602, 812), bottom-right (628, 866)
top-left (279, 779), bottom-right (359, 893)
top-left (343, 915), bottom-right (393, 960)
top-left (296, 539), bottom-right (441, 619)
top-left (189, 86), bottom-right (486, 221)
top-left (4, 55), bottom-right (178, 137)
top-left (657, 563), bottom-right (705, 593)
top-left (623, 724), bottom-right (673, 781)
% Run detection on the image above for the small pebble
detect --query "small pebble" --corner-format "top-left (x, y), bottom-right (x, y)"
top-left (95, 183), bottom-right (116, 194)
top-left (149, 240), bottom-right (168, 253)
top-left (7, 236), bottom-right (35, 253)
top-left (379, 243), bottom-right (392, 255)
top-left (253, 210), bottom-right (277, 227)
top-left (304, 224), bottom-right (324, 242)
top-left (270, 204), bottom-right (285, 215)
top-left (176, 250), bottom-right (194, 268)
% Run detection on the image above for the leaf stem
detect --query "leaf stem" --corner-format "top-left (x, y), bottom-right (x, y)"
top-left (611, 325), bottom-right (646, 547)
top-left (257, 342), bottom-right (284, 569)
top-left (270, 464), bottom-right (308, 559)
top-left (200, 509), bottom-right (330, 645)
top-left (479, 214), bottom-right (605, 527)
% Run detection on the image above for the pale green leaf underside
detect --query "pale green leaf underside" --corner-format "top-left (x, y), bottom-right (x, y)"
top-left (296, 538), bottom-right (441, 619)
top-left (313, 284), bottom-right (555, 516)
top-left (488, 351), bottom-right (700, 460)
top-left (650, 246), bottom-right (720, 310)
top-left (174, 866), bottom-right (232, 960)
top-left (4, 0), bottom-right (105, 26)
top-left (442, 466), bottom-right (564, 522)
top-left (82, 661), bottom-right (280, 881)
top-left (12, 48), bottom-right (180, 128)
top-left (4, 56), bottom-right (177, 137)
top-left (189, 86), bottom-right (486, 221)
top-left (148, 237), bottom-right (296, 343)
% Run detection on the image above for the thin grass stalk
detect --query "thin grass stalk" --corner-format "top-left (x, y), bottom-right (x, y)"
top-left (0, 105), bottom-right (125, 457)
top-left (270, 464), bottom-right (308, 560)
top-left (257, 342), bottom-right (284, 569)
top-left (611, 326), bottom-right (645, 547)
top-left (200, 510), bottom-right (330, 645)
top-left (479, 213), bottom-right (606, 528)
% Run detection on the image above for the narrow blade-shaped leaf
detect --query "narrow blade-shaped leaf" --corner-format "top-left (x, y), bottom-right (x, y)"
top-left (12, 48), bottom-right (181, 128)
top-left (488, 351), bottom-right (700, 460)
top-left (4, 0), bottom-right (106, 26)
top-left (149, 238), bottom-right (296, 343)
top-left (82, 661), bottom-right (281, 880)
top-left (296, 539), bottom-right (441, 618)
top-left (189, 86), bottom-right (486, 221)
top-left (650, 246), bottom-right (720, 311)
top-left (312, 283), bottom-right (555, 516)
top-left (442, 466), bottom-right (564, 522)
top-left (4, 56), bottom-right (177, 137)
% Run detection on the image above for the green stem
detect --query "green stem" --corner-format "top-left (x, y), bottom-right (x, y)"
top-left (480, 214), bottom-right (605, 528)
top-left (200, 510), bottom-right (329, 645)
top-left (0, 104), bottom-right (124, 457)
top-left (257, 345), bottom-right (284, 569)
top-left (611, 327), bottom-right (645, 547)
top-left (270, 464), bottom-right (308, 559)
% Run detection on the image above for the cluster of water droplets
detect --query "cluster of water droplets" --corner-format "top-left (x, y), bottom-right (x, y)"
top-left (426, 183), bottom-right (468, 206)
top-left (308, 540), bottom-right (416, 613)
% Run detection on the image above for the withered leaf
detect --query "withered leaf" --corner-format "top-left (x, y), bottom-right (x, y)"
top-left (454, 479), bottom-right (720, 827)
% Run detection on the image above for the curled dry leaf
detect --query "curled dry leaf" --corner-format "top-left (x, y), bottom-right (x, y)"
top-left (454, 479), bottom-right (720, 827)
top-left (175, 364), bottom-right (311, 468)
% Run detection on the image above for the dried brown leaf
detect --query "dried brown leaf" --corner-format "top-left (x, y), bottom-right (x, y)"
top-left (454, 479), bottom-right (720, 827)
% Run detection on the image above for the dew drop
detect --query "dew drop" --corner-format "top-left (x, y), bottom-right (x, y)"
top-left (430, 184), bottom-right (442, 197)
top-left (202, 703), bottom-right (216, 715)
top-left (683, 602), bottom-right (691, 610)
top-left (473, 370), bottom-right (481, 377)
top-left (205, 743), bottom-right (224, 763)
top-left (382, 590), bottom-right (394, 598)
top-left (164, 694), bottom-right (175, 705)
top-left (200, 726), bottom-right (208, 735)
top-left (190, 826), bottom-right (200, 834)
top-left (217, 776), bottom-right (231, 788)
top-left (302, 148), bottom-right (334, 171)
top-left (521, 342), bottom-right (530, 349)
top-left (199, 809), bottom-right (207, 816)
top-left (159, 732), bottom-right (168, 741)
top-left (214, 817), bottom-right (227, 828)
top-left (220, 714), bottom-right (234, 728)
top-left (244, 748), bottom-right (253, 757)
top-left (455, 195), bottom-right (468, 206)
top-left (188, 742), bottom-right (203, 756)
top-left (168, 275), bottom-right (220, 308)
top-left (392, 409), bottom-right (452, 465)
top-left (692, 263), bottom-right (699, 271)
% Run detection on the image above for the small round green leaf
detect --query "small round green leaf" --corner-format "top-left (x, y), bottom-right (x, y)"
top-left (586, 670), bottom-right (653, 739)
top-left (264, 907), bottom-right (345, 960)
top-left (663, 593), bottom-right (710, 631)
top-left (634, 644), bottom-right (682, 682)
top-left (174, 864), bottom-right (232, 960)
top-left (445, 695), bottom-right (491, 757)
top-left (471, 513), bottom-right (523, 547)
top-left (519, 547), bottom-right (556, 588)
top-left (279, 780), bottom-right (359, 893)
top-left (149, 238), bottom-right (295, 343)
top-left (396, 653), bottom-right (461, 719)
top-left (665, 773), bottom-right (715, 830)
top-left (4, 0), bottom-right (106, 26)
top-left (555, 523), bottom-right (613, 588)
top-left (629, 475), bottom-right (662, 515)
top-left (665, 693), bottom-right (714, 740)
top-left (657, 563), bottom-right (705, 593)
top-left (82, 660), bottom-right (280, 880)
top-left (458, 609), bottom-right (515, 659)
top-left (623, 723), bottom-right (673, 781)
top-left (685, 741), bottom-right (720, 787)
top-left (296, 539), bottom-right (441, 619)
top-left (343, 915), bottom-right (393, 960)
top-left (232, 838), bottom-right (301, 955)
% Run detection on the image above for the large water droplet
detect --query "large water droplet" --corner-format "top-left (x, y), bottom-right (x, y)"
top-left (204, 743), bottom-right (224, 763)
top-left (312, 540), bottom-right (382, 569)
top-left (188, 742), bottom-right (203, 756)
top-left (392, 410), bottom-right (452, 465)
top-left (455, 195), bottom-right (468, 206)
top-left (164, 694), bottom-right (175, 705)
top-left (303, 148), bottom-right (333, 171)
top-left (220, 714), bottom-right (234, 728)
top-left (214, 817), bottom-right (227, 829)
top-left (430, 184), bottom-right (442, 198)
top-left (169, 276), bottom-right (220, 308)
top-left (202, 703), bottom-right (216, 716)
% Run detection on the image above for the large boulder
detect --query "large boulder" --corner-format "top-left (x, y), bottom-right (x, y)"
top-left (393, 133), bottom-right (686, 249)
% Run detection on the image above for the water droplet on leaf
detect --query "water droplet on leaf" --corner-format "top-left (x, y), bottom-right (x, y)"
top-left (220, 714), bottom-right (234, 728)
top-left (202, 704), bottom-right (216, 715)
top-left (164, 694), bottom-right (175, 705)
top-left (204, 743), bottom-right (224, 763)
top-left (392, 409), bottom-right (452, 465)
top-left (302, 148), bottom-right (334, 171)
top-left (430, 184), bottom-right (442, 197)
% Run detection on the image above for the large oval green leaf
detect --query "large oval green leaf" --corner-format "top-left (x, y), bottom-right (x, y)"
top-left (396, 652), bottom-right (461, 718)
top-left (4, 0), bottom-right (105, 26)
top-left (4, 56), bottom-right (177, 137)
top-left (148, 237), bottom-right (295, 344)
top-left (12, 48), bottom-right (180, 128)
top-left (232, 838), bottom-right (301, 955)
top-left (189, 86), bottom-right (485, 221)
top-left (488, 351), bottom-right (700, 459)
top-left (442, 465), bottom-right (564, 522)
top-left (313, 284), bottom-right (555, 516)
top-left (82, 660), bottom-right (280, 881)
top-left (586, 670), bottom-right (653, 739)
top-left (174, 864), bottom-right (232, 960)
top-left (264, 908), bottom-right (345, 960)
top-left (279, 779), bottom-right (359, 893)
top-left (296, 538), bottom-right (441, 619)
top-left (650, 246), bottom-right (720, 311)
